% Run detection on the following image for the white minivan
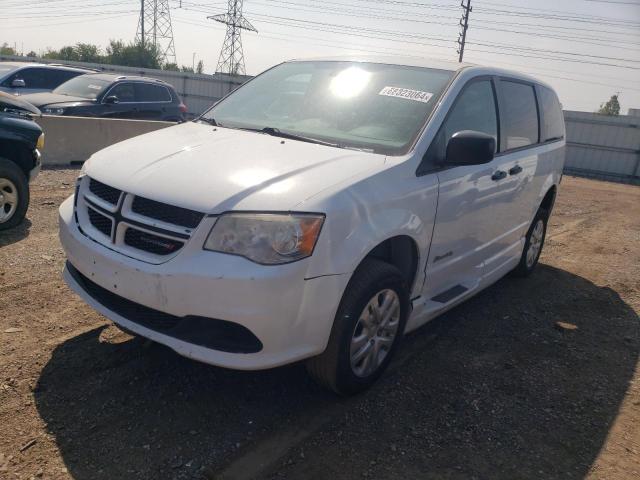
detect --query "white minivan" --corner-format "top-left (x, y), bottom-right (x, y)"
top-left (59, 57), bottom-right (565, 394)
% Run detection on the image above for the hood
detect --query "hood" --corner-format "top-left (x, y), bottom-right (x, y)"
top-left (19, 92), bottom-right (93, 108)
top-left (0, 91), bottom-right (41, 115)
top-left (85, 122), bottom-right (387, 213)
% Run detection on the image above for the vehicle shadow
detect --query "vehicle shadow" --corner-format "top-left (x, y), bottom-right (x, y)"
top-left (0, 218), bottom-right (31, 248)
top-left (34, 264), bottom-right (639, 480)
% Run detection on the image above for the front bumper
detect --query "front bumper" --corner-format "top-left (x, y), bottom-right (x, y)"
top-left (59, 195), bottom-right (349, 370)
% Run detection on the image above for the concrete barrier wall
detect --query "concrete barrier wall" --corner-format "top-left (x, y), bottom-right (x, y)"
top-left (36, 116), bottom-right (173, 165)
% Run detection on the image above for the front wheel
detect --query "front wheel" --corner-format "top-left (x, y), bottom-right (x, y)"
top-left (306, 259), bottom-right (409, 395)
top-left (513, 208), bottom-right (548, 277)
top-left (0, 158), bottom-right (29, 231)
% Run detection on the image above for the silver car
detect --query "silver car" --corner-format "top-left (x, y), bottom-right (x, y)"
top-left (0, 62), bottom-right (95, 96)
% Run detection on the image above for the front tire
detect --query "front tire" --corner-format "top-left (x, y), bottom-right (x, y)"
top-left (306, 258), bottom-right (409, 395)
top-left (513, 208), bottom-right (548, 277)
top-left (0, 158), bottom-right (29, 231)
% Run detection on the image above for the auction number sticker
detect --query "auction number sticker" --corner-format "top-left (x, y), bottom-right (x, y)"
top-left (379, 86), bottom-right (433, 103)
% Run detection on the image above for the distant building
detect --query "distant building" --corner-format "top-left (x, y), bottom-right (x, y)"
top-left (628, 108), bottom-right (640, 117)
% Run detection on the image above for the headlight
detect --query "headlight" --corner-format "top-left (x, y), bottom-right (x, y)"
top-left (43, 107), bottom-right (65, 115)
top-left (204, 213), bottom-right (324, 265)
top-left (36, 133), bottom-right (45, 150)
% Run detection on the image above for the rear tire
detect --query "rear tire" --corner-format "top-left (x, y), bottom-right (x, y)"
top-left (513, 208), bottom-right (548, 277)
top-left (306, 258), bottom-right (409, 395)
top-left (0, 158), bottom-right (29, 231)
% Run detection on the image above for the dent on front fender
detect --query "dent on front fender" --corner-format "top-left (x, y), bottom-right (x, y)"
top-left (304, 169), bottom-right (439, 287)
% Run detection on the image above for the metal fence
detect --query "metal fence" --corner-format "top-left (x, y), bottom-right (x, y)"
top-left (0, 54), bottom-right (251, 117)
top-left (563, 110), bottom-right (640, 185)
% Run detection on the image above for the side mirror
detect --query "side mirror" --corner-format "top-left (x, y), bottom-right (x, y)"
top-left (11, 78), bottom-right (26, 88)
top-left (104, 95), bottom-right (119, 104)
top-left (445, 130), bottom-right (495, 166)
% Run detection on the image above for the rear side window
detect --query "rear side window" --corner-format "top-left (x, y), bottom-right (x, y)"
top-left (424, 79), bottom-right (498, 165)
top-left (538, 86), bottom-right (564, 141)
top-left (500, 81), bottom-right (539, 150)
top-left (135, 83), bottom-right (172, 102)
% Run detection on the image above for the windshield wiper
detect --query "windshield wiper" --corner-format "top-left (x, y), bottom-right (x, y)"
top-left (241, 126), bottom-right (341, 148)
top-left (197, 116), bottom-right (218, 126)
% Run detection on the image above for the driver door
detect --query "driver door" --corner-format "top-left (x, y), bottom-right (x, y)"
top-left (420, 77), bottom-right (514, 308)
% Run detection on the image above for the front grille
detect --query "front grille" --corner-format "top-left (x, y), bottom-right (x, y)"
top-left (67, 262), bottom-right (263, 353)
top-left (124, 228), bottom-right (184, 255)
top-left (87, 207), bottom-right (112, 237)
top-left (131, 196), bottom-right (204, 229)
top-left (89, 178), bottom-right (121, 205)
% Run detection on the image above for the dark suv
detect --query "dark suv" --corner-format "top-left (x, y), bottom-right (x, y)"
top-left (0, 92), bottom-right (44, 230)
top-left (21, 73), bottom-right (187, 122)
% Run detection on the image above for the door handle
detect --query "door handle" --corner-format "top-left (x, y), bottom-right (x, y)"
top-left (509, 165), bottom-right (523, 175)
top-left (491, 170), bottom-right (507, 181)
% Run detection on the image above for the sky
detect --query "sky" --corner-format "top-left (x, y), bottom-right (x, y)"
top-left (1, 0), bottom-right (639, 112)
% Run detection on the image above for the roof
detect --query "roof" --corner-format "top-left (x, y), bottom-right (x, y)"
top-left (286, 55), bottom-right (474, 72)
top-left (0, 61), bottom-right (94, 72)
top-left (81, 72), bottom-right (171, 84)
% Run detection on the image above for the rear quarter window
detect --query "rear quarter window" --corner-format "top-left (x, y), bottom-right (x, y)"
top-left (499, 80), bottom-right (539, 151)
top-left (135, 83), bottom-right (172, 102)
top-left (538, 86), bottom-right (565, 142)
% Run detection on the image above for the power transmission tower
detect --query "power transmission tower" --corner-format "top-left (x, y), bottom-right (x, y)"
top-left (136, 0), bottom-right (177, 64)
top-left (208, 0), bottom-right (257, 76)
top-left (457, 0), bottom-right (472, 63)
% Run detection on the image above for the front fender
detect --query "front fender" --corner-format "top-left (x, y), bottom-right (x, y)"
top-left (0, 115), bottom-right (41, 148)
top-left (304, 166), bottom-right (439, 297)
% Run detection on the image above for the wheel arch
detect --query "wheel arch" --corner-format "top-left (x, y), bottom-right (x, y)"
top-left (353, 234), bottom-right (421, 294)
top-left (540, 184), bottom-right (557, 214)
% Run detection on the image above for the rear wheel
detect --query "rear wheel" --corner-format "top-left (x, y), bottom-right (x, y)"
top-left (306, 258), bottom-right (409, 395)
top-left (0, 158), bottom-right (29, 231)
top-left (513, 208), bottom-right (548, 277)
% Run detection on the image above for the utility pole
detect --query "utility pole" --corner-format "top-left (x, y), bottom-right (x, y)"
top-left (208, 0), bottom-right (257, 76)
top-left (457, 0), bottom-right (472, 63)
top-left (136, 0), bottom-right (177, 64)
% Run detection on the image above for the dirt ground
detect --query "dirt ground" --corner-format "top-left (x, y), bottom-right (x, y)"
top-left (0, 170), bottom-right (638, 480)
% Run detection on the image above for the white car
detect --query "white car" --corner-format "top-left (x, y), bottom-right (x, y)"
top-left (59, 57), bottom-right (565, 394)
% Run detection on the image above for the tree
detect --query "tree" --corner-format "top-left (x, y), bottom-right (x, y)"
top-left (74, 43), bottom-right (101, 63)
top-left (598, 94), bottom-right (620, 116)
top-left (106, 40), bottom-right (163, 69)
top-left (26, 51), bottom-right (37, 58)
top-left (0, 43), bottom-right (16, 55)
top-left (196, 60), bottom-right (204, 74)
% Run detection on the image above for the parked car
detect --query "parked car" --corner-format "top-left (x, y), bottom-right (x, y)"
top-left (58, 57), bottom-right (565, 394)
top-left (21, 73), bottom-right (187, 122)
top-left (0, 62), bottom-right (95, 96)
top-left (0, 92), bottom-right (44, 230)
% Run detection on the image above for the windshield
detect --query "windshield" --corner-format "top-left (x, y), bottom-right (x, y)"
top-left (53, 75), bottom-right (111, 99)
top-left (201, 61), bottom-right (454, 155)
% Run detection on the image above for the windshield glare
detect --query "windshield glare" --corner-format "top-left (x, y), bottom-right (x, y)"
top-left (202, 61), bottom-right (454, 155)
top-left (53, 76), bottom-right (110, 99)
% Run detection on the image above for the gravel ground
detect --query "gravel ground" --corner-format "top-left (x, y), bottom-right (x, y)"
top-left (0, 170), bottom-right (638, 480)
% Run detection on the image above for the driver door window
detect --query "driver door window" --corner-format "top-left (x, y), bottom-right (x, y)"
top-left (424, 79), bottom-right (498, 168)
top-left (107, 83), bottom-right (136, 103)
